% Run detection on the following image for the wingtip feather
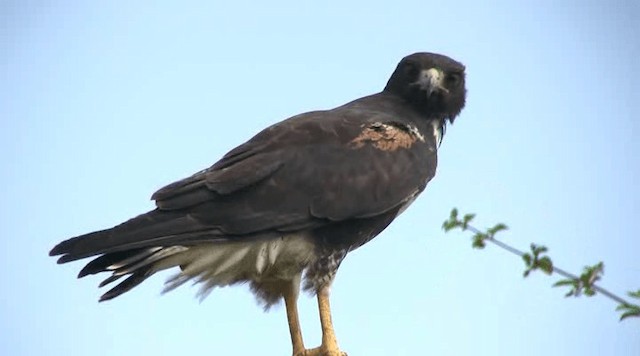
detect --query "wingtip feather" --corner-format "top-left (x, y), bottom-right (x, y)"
top-left (49, 244), bottom-right (64, 257)
top-left (98, 269), bottom-right (152, 302)
top-left (56, 254), bottom-right (81, 264)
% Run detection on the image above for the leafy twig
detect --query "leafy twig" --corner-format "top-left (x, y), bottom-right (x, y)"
top-left (616, 290), bottom-right (640, 321)
top-left (442, 208), bottom-right (639, 321)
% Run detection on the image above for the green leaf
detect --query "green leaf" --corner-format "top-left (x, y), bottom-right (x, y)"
top-left (628, 290), bottom-right (640, 299)
top-left (462, 213), bottom-right (475, 229)
top-left (620, 310), bottom-right (640, 321)
top-left (450, 208), bottom-right (458, 220)
top-left (472, 237), bottom-right (486, 249)
top-left (442, 208), bottom-right (464, 232)
top-left (471, 232), bottom-right (486, 249)
top-left (471, 232), bottom-right (487, 249)
top-left (538, 256), bottom-right (554, 275)
top-left (579, 262), bottom-right (604, 289)
top-left (493, 223), bottom-right (508, 232)
top-left (616, 303), bottom-right (640, 321)
top-left (530, 244), bottom-right (548, 256)
top-left (487, 223), bottom-right (508, 237)
top-left (522, 254), bottom-right (532, 266)
top-left (553, 279), bottom-right (576, 287)
top-left (553, 278), bottom-right (580, 298)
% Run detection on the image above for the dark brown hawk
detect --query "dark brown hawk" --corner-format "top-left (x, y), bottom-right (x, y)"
top-left (50, 52), bottom-right (467, 356)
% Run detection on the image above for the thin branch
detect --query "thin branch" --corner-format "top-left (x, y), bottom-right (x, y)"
top-left (442, 208), bottom-right (639, 320)
top-left (468, 225), bottom-right (631, 306)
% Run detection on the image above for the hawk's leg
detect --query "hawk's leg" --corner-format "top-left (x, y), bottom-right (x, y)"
top-left (283, 279), bottom-right (306, 355)
top-left (301, 286), bottom-right (347, 356)
top-left (297, 249), bottom-right (348, 356)
top-left (315, 285), bottom-right (346, 355)
top-left (287, 284), bottom-right (347, 356)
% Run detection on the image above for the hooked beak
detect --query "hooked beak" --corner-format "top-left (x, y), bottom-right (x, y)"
top-left (415, 68), bottom-right (448, 97)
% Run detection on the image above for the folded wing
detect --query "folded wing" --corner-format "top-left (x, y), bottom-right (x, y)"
top-left (50, 109), bottom-right (436, 264)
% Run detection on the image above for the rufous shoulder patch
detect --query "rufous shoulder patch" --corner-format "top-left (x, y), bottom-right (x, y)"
top-left (350, 122), bottom-right (424, 151)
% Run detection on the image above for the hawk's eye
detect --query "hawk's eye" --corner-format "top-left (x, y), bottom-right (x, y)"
top-left (403, 61), bottom-right (419, 79)
top-left (445, 73), bottom-right (462, 87)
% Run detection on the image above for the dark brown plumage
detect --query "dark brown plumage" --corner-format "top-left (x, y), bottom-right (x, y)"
top-left (50, 52), bottom-right (466, 355)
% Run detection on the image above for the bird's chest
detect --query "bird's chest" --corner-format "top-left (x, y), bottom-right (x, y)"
top-left (388, 120), bottom-right (444, 214)
top-left (400, 120), bottom-right (442, 179)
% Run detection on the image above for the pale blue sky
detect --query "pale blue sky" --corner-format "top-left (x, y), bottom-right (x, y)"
top-left (2, 1), bottom-right (639, 355)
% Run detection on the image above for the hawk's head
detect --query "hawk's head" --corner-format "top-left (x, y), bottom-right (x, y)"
top-left (385, 52), bottom-right (466, 123)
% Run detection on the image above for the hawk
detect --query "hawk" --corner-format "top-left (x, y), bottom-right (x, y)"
top-left (50, 52), bottom-right (466, 356)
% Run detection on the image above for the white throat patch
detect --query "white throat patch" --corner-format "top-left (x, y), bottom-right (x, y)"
top-left (431, 120), bottom-right (444, 148)
top-left (407, 124), bottom-right (425, 142)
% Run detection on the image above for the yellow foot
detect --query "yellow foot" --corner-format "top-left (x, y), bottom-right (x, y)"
top-left (295, 346), bottom-right (347, 356)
